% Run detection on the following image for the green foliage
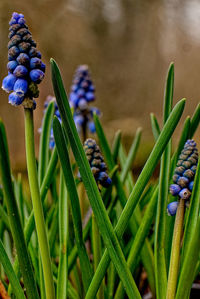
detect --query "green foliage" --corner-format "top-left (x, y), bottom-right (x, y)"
top-left (0, 60), bottom-right (199, 299)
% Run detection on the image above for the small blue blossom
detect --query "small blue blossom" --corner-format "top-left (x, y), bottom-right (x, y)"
top-left (168, 139), bottom-right (198, 216)
top-left (39, 95), bottom-right (61, 149)
top-left (167, 201), bottom-right (179, 216)
top-left (69, 65), bottom-right (100, 135)
top-left (83, 138), bottom-right (112, 188)
top-left (2, 12), bottom-right (45, 108)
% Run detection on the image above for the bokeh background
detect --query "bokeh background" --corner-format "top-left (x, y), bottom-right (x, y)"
top-left (0, 0), bottom-right (200, 170)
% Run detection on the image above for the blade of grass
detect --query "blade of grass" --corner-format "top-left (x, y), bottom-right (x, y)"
top-left (175, 218), bottom-right (200, 299)
top-left (115, 186), bottom-right (158, 298)
top-left (150, 113), bottom-right (161, 141)
top-left (154, 62), bottom-right (174, 299)
top-left (120, 127), bottom-right (142, 183)
top-left (53, 118), bottom-right (93, 293)
top-left (0, 119), bottom-right (39, 299)
top-left (57, 170), bottom-right (68, 299)
top-left (86, 96), bottom-right (185, 297)
top-left (38, 101), bottom-right (55, 186)
top-left (112, 130), bottom-right (121, 163)
top-left (0, 239), bottom-right (26, 299)
top-left (51, 59), bottom-right (142, 299)
top-left (189, 103), bottom-right (200, 138)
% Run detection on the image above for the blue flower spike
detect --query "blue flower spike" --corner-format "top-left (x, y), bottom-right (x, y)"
top-left (69, 65), bottom-right (100, 135)
top-left (168, 139), bottom-right (198, 216)
top-left (83, 138), bottom-right (112, 188)
top-left (2, 12), bottom-right (45, 108)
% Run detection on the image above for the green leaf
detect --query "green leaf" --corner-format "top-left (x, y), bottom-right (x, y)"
top-left (51, 59), bottom-right (142, 299)
top-left (120, 127), bottom-right (142, 183)
top-left (150, 113), bottom-right (161, 141)
top-left (0, 239), bottom-right (26, 299)
top-left (111, 130), bottom-right (121, 162)
top-left (154, 62), bottom-right (174, 299)
top-left (53, 117), bottom-right (93, 293)
top-left (38, 101), bottom-right (55, 186)
top-left (189, 103), bottom-right (200, 138)
top-left (0, 119), bottom-right (39, 299)
top-left (86, 98), bottom-right (185, 298)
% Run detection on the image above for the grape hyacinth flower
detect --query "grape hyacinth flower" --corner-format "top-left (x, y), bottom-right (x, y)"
top-left (2, 12), bottom-right (45, 108)
top-left (39, 95), bottom-right (61, 149)
top-left (83, 138), bottom-right (112, 188)
top-left (69, 65), bottom-right (100, 137)
top-left (168, 139), bottom-right (198, 216)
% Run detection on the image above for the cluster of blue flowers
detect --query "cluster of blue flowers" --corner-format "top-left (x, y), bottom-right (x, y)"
top-left (167, 139), bottom-right (198, 216)
top-left (83, 138), bottom-right (112, 188)
top-left (69, 65), bottom-right (100, 134)
top-left (39, 95), bottom-right (61, 149)
top-left (2, 12), bottom-right (45, 107)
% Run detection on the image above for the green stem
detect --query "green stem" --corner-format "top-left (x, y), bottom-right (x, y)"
top-left (92, 214), bottom-right (104, 299)
top-left (57, 170), bottom-right (68, 299)
top-left (24, 108), bottom-right (55, 299)
top-left (166, 198), bottom-right (185, 299)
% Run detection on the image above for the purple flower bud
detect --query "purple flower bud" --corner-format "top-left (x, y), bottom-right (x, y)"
top-left (178, 188), bottom-right (191, 200)
top-left (2, 74), bottom-right (17, 92)
top-left (17, 53), bottom-right (29, 65)
top-left (18, 18), bottom-right (25, 25)
top-left (30, 57), bottom-right (42, 69)
top-left (40, 62), bottom-right (46, 73)
top-left (7, 60), bottom-right (18, 72)
top-left (98, 172), bottom-right (112, 187)
top-left (74, 115), bottom-right (84, 126)
top-left (29, 69), bottom-right (44, 83)
top-left (87, 121), bottom-right (96, 133)
top-left (13, 79), bottom-right (28, 95)
top-left (86, 92), bottom-right (95, 102)
top-left (78, 99), bottom-right (88, 110)
top-left (8, 92), bottom-right (24, 106)
top-left (13, 65), bottom-right (28, 78)
top-left (8, 46), bottom-right (20, 60)
top-left (169, 184), bottom-right (181, 196)
top-left (188, 181), bottom-right (194, 191)
top-left (36, 51), bottom-right (41, 58)
top-left (167, 201), bottom-right (179, 216)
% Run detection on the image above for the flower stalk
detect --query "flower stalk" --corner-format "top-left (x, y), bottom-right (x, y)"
top-left (24, 108), bottom-right (55, 299)
top-left (166, 198), bottom-right (185, 299)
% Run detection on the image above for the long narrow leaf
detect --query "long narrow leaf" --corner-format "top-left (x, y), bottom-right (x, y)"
top-left (86, 98), bottom-right (185, 298)
top-left (51, 59), bottom-right (142, 299)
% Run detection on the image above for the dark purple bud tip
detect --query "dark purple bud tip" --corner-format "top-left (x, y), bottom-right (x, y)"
top-left (17, 53), bottom-right (30, 65)
top-left (177, 176), bottom-right (189, 188)
top-left (178, 188), bottom-right (191, 200)
top-left (188, 181), bottom-right (194, 192)
top-left (8, 92), bottom-right (24, 106)
top-left (29, 69), bottom-right (44, 83)
top-left (169, 184), bottom-right (181, 196)
top-left (30, 57), bottom-right (42, 69)
top-left (13, 65), bottom-right (28, 78)
top-left (13, 79), bottom-right (28, 95)
top-left (167, 201), bottom-right (179, 216)
top-left (2, 74), bottom-right (17, 92)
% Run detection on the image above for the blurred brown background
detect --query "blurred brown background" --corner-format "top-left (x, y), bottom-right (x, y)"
top-left (0, 0), bottom-right (200, 169)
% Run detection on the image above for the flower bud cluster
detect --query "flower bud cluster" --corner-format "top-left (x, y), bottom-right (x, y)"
top-left (39, 96), bottom-right (61, 149)
top-left (69, 65), bottom-right (100, 134)
top-left (167, 139), bottom-right (198, 216)
top-left (2, 12), bottom-right (45, 107)
top-left (83, 138), bottom-right (112, 188)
